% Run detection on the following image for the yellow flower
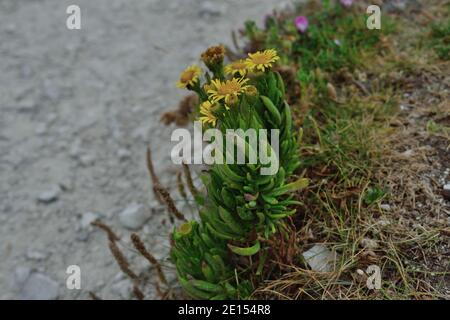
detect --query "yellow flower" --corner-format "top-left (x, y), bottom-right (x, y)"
top-left (245, 49), bottom-right (279, 72)
top-left (225, 94), bottom-right (239, 107)
top-left (224, 59), bottom-right (248, 77)
top-left (199, 101), bottom-right (218, 126)
top-left (176, 65), bottom-right (202, 89)
top-left (207, 78), bottom-right (249, 103)
top-left (203, 83), bottom-right (214, 93)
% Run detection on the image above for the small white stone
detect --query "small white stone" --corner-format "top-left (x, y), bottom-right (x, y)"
top-left (378, 218), bottom-right (391, 227)
top-left (302, 244), bottom-right (337, 272)
top-left (26, 249), bottom-right (49, 261)
top-left (401, 149), bottom-right (414, 157)
top-left (69, 139), bottom-right (82, 158)
top-left (79, 154), bottom-right (95, 167)
top-left (38, 186), bottom-right (60, 203)
top-left (380, 204), bottom-right (391, 211)
top-left (18, 100), bottom-right (38, 113)
top-left (119, 203), bottom-right (149, 230)
top-left (117, 148), bottom-right (131, 161)
top-left (199, 1), bottom-right (226, 17)
top-left (20, 273), bottom-right (59, 300)
top-left (360, 238), bottom-right (379, 250)
top-left (80, 212), bottom-right (99, 229)
top-left (443, 184), bottom-right (450, 200)
top-left (13, 266), bottom-right (32, 289)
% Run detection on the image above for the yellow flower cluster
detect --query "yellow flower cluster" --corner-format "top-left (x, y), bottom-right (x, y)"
top-left (176, 65), bottom-right (202, 89)
top-left (177, 49), bottom-right (280, 126)
top-left (245, 49), bottom-right (279, 72)
top-left (199, 101), bottom-right (218, 127)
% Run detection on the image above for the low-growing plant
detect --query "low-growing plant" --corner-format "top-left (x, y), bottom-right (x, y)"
top-left (170, 46), bottom-right (309, 299)
top-left (242, 0), bottom-right (394, 88)
top-left (429, 20), bottom-right (450, 60)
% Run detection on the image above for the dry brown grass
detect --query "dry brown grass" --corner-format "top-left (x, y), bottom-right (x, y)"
top-left (253, 0), bottom-right (449, 300)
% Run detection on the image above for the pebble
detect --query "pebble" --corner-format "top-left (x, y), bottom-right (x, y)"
top-left (118, 203), bottom-right (149, 230)
top-left (400, 104), bottom-right (411, 111)
top-left (20, 272), bottom-right (59, 300)
top-left (18, 99), bottom-right (37, 113)
top-left (37, 186), bottom-right (61, 204)
top-left (378, 218), bottom-right (391, 227)
top-left (380, 204), bottom-right (391, 211)
top-left (360, 238), bottom-right (379, 250)
top-left (401, 149), bottom-right (414, 157)
top-left (79, 154), bottom-right (96, 167)
top-left (117, 148), bottom-right (131, 161)
top-left (59, 177), bottom-right (74, 191)
top-left (443, 184), bottom-right (450, 201)
top-left (302, 244), bottom-right (337, 272)
top-left (356, 269), bottom-right (365, 276)
top-left (199, 1), bottom-right (226, 17)
top-left (80, 212), bottom-right (100, 229)
top-left (69, 139), bottom-right (82, 158)
top-left (26, 249), bottom-right (49, 261)
top-left (13, 266), bottom-right (32, 289)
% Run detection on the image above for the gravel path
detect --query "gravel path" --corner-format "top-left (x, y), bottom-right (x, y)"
top-left (0, 0), bottom-right (287, 299)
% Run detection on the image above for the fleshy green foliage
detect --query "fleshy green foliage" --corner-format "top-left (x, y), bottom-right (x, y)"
top-left (170, 221), bottom-right (252, 299)
top-left (171, 50), bottom-right (307, 299)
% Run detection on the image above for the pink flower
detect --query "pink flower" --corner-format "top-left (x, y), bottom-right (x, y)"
top-left (340, 0), bottom-right (353, 7)
top-left (294, 15), bottom-right (309, 33)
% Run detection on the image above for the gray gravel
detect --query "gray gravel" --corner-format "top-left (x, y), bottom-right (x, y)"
top-left (0, 0), bottom-right (288, 299)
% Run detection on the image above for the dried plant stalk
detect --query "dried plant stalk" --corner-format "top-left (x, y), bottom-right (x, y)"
top-left (88, 292), bottom-right (101, 300)
top-left (146, 147), bottom-right (164, 203)
top-left (182, 162), bottom-right (200, 198)
top-left (91, 220), bottom-right (120, 242)
top-left (133, 285), bottom-right (145, 300)
top-left (154, 184), bottom-right (186, 221)
top-left (176, 171), bottom-right (187, 199)
top-left (108, 240), bottom-right (138, 281)
top-left (131, 233), bottom-right (168, 285)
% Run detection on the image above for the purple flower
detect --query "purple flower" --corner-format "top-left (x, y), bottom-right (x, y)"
top-left (340, 0), bottom-right (353, 7)
top-left (294, 15), bottom-right (309, 33)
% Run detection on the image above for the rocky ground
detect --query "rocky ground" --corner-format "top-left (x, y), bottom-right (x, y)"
top-left (0, 0), bottom-right (288, 299)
